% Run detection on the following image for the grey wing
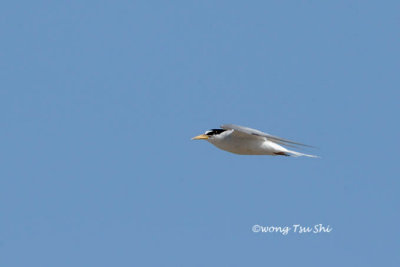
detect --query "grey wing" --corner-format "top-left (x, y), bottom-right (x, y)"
top-left (222, 127), bottom-right (264, 140)
top-left (221, 124), bottom-right (313, 148)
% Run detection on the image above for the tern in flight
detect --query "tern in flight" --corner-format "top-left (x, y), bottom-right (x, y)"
top-left (192, 124), bottom-right (318, 158)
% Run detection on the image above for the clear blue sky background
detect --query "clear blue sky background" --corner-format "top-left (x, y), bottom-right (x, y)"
top-left (1, 1), bottom-right (399, 266)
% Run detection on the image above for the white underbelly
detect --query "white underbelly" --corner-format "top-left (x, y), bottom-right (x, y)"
top-left (210, 137), bottom-right (286, 155)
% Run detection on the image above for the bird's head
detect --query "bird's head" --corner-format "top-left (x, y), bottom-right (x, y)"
top-left (191, 129), bottom-right (227, 142)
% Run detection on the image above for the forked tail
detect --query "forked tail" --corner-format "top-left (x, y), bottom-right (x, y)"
top-left (285, 150), bottom-right (319, 158)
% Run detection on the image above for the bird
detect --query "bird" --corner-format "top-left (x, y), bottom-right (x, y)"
top-left (192, 124), bottom-right (318, 158)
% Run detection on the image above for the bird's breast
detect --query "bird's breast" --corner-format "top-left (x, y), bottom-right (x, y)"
top-left (209, 136), bottom-right (274, 155)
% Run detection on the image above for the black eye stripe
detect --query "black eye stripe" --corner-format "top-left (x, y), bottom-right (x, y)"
top-left (206, 129), bottom-right (226, 136)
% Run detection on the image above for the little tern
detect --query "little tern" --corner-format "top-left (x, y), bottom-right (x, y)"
top-left (192, 124), bottom-right (318, 157)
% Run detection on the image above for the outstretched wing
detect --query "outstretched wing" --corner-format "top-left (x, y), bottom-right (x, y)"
top-left (220, 124), bottom-right (313, 148)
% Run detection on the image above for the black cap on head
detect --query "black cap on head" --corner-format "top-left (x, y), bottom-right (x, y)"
top-left (205, 129), bottom-right (226, 136)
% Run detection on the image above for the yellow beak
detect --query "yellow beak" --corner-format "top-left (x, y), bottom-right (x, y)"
top-left (191, 134), bottom-right (209, 140)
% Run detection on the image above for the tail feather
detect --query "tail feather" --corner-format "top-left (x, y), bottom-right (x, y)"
top-left (286, 150), bottom-right (319, 158)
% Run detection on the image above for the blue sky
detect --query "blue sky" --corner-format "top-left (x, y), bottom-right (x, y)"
top-left (1, 1), bottom-right (399, 266)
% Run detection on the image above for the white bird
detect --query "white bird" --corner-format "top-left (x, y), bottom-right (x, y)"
top-left (192, 124), bottom-right (318, 158)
